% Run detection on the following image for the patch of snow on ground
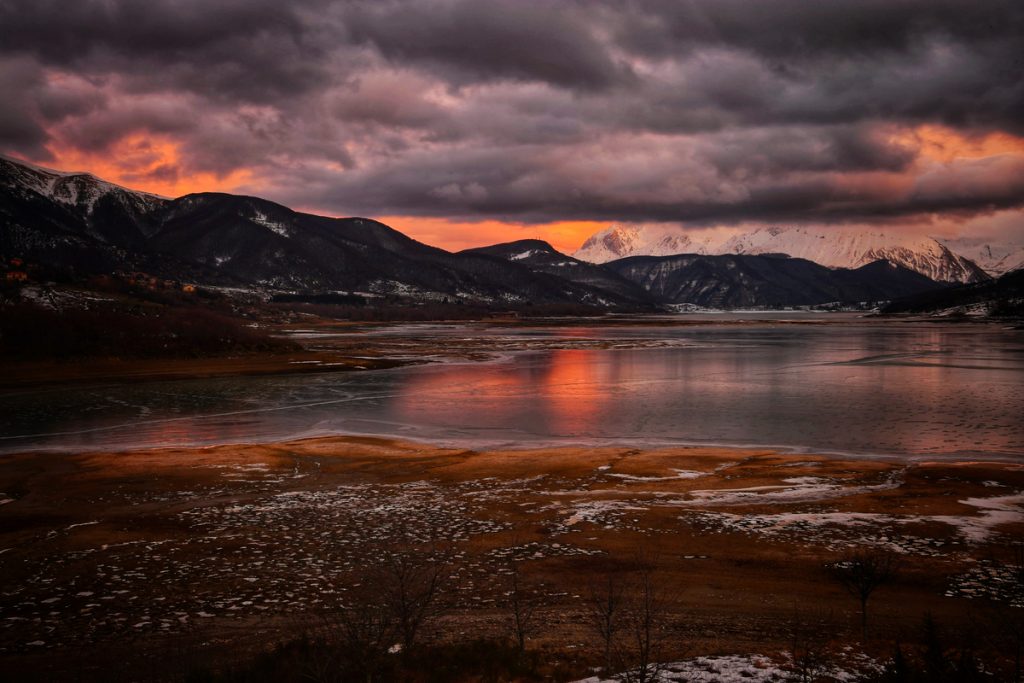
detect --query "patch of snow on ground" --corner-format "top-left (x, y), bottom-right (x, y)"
top-left (572, 654), bottom-right (792, 682)
top-left (564, 500), bottom-right (648, 527)
top-left (607, 469), bottom-right (709, 482)
top-left (930, 492), bottom-right (1024, 542)
top-left (689, 493), bottom-right (1024, 552)
top-left (674, 471), bottom-right (903, 507)
top-left (575, 652), bottom-right (879, 682)
top-left (782, 476), bottom-right (830, 485)
top-left (946, 559), bottom-right (1024, 606)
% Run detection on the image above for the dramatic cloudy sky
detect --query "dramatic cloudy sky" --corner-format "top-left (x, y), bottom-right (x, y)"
top-left (2, 0), bottom-right (1023, 251)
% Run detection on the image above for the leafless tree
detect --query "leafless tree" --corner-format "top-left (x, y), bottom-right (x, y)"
top-left (829, 550), bottom-right (896, 641)
top-left (315, 541), bottom-right (451, 681)
top-left (507, 560), bottom-right (539, 654)
top-left (329, 585), bottom-right (398, 682)
top-left (587, 570), bottom-right (626, 675)
top-left (619, 565), bottom-right (669, 683)
top-left (374, 545), bottom-right (449, 651)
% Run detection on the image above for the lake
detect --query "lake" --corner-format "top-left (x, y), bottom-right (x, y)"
top-left (2, 315), bottom-right (1022, 459)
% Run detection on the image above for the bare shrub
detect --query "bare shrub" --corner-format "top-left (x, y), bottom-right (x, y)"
top-left (506, 560), bottom-right (540, 654)
top-left (587, 570), bottom-right (626, 675)
top-left (829, 550), bottom-right (896, 641)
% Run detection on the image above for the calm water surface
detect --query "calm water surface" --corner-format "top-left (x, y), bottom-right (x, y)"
top-left (2, 315), bottom-right (1022, 459)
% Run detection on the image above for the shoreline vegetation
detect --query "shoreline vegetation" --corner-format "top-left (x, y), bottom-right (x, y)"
top-left (1, 438), bottom-right (1022, 681)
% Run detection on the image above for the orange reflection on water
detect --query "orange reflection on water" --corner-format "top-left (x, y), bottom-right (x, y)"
top-left (391, 348), bottom-right (612, 434)
top-left (538, 349), bottom-right (610, 433)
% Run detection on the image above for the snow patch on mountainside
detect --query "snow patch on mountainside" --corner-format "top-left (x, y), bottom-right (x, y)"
top-left (249, 209), bottom-right (291, 238)
top-left (574, 224), bottom-right (991, 283)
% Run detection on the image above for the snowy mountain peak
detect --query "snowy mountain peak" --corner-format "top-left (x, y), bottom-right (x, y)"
top-left (0, 155), bottom-right (165, 215)
top-left (574, 224), bottom-right (991, 283)
top-left (939, 237), bottom-right (1024, 276)
top-left (575, 224), bottom-right (723, 263)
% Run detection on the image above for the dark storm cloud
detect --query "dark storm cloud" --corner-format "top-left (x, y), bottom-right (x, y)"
top-left (609, 0), bottom-right (1020, 59)
top-left (0, 0), bottom-right (308, 64)
top-left (0, 0), bottom-right (337, 101)
top-left (0, 0), bottom-right (1022, 227)
top-left (336, 0), bottom-right (631, 90)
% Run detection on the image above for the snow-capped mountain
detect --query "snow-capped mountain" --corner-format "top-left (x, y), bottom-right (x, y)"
top-left (0, 155), bottom-right (169, 246)
top-left (575, 224), bottom-right (726, 263)
top-left (0, 155), bottom-right (166, 216)
top-left (574, 224), bottom-right (990, 283)
top-left (939, 238), bottom-right (1024, 276)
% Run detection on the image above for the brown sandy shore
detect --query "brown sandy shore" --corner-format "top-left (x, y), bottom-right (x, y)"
top-left (1, 437), bottom-right (1023, 681)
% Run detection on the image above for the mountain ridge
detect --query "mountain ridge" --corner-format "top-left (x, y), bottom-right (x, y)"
top-left (0, 158), bottom-right (646, 309)
top-left (461, 239), bottom-right (654, 306)
top-left (1, 156), bottom-right (954, 310)
top-left (574, 224), bottom-right (992, 284)
top-left (606, 253), bottom-right (949, 308)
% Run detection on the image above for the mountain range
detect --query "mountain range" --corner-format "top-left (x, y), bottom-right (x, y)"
top-left (574, 224), bottom-right (997, 283)
top-left (606, 253), bottom-right (944, 309)
top-left (0, 155), bottom-right (958, 310)
top-left (0, 156), bottom-right (645, 309)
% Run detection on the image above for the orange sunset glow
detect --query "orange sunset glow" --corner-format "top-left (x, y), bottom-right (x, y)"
top-left (377, 216), bottom-right (607, 253)
top-left (897, 125), bottom-right (1024, 163)
top-left (40, 134), bottom-right (259, 198)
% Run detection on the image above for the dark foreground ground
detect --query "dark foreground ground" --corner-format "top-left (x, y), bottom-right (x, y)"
top-left (1, 438), bottom-right (1022, 681)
